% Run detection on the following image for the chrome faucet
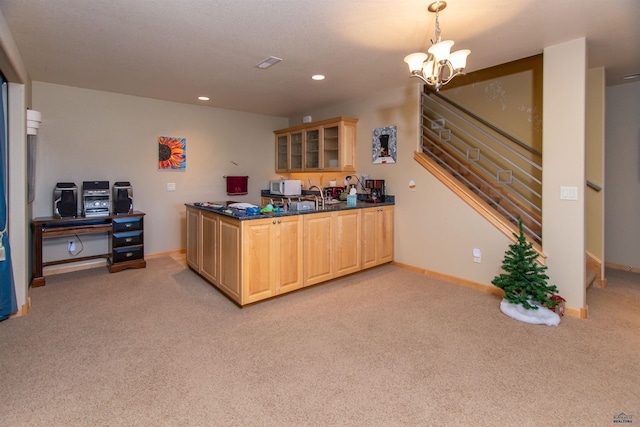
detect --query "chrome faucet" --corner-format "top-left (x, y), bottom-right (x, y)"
top-left (308, 185), bottom-right (325, 210)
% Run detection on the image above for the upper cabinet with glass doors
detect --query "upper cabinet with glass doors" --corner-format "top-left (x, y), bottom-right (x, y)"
top-left (274, 117), bottom-right (358, 173)
top-left (276, 130), bottom-right (303, 172)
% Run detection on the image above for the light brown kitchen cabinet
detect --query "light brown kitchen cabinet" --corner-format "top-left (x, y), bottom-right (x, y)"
top-left (186, 203), bottom-right (391, 306)
top-left (303, 212), bottom-right (334, 286)
top-left (186, 207), bottom-right (200, 270)
top-left (218, 217), bottom-right (241, 302)
top-left (186, 208), bottom-right (218, 284)
top-left (274, 116), bottom-right (358, 173)
top-left (186, 206), bottom-right (240, 304)
top-left (200, 212), bottom-right (219, 284)
top-left (362, 206), bottom-right (394, 269)
top-left (242, 215), bottom-right (303, 303)
top-left (304, 127), bottom-right (321, 170)
top-left (333, 209), bottom-right (362, 276)
top-left (303, 209), bottom-right (361, 286)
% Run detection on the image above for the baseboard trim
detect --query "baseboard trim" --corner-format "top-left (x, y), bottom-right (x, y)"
top-left (9, 297), bottom-right (31, 319)
top-left (393, 262), bottom-right (504, 297)
top-left (564, 305), bottom-right (588, 319)
top-left (393, 261), bottom-right (588, 319)
top-left (146, 249), bottom-right (185, 259)
top-left (605, 261), bottom-right (640, 274)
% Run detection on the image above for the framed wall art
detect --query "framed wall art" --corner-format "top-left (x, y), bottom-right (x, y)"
top-left (158, 136), bottom-right (186, 170)
top-left (372, 126), bottom-right (396, 164)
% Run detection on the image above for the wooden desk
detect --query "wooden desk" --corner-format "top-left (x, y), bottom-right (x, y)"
top-left (31, 211), bottom-right (146, 287)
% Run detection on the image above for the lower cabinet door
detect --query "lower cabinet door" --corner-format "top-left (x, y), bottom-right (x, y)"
top-left (241, 216), bottom-right (303, 303)
top-left (218, 217), bottom-right (241, 303)
top-left (362, 206), bottom-right (394, 268)
top-left (200, 212), bottom-right (218, 283)
top-left (303, 212), bottom-right (333, 286)
top-left (186, 207), bottom-right (200, 270)
top-left (242, 218), bottom-right (276, 304)
top-left (274, 216), bottom-right (303, 294)
top-left (333, 209), bottom-right (361, 277)
top-left (361, 208), bottom-right (378, 269)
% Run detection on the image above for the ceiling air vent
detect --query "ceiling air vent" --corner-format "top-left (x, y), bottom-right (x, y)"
top-left (255, 56), bottom-right (282, 70)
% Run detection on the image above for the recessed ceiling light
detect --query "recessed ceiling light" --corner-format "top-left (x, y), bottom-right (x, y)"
top-left (312, 74), bottom-right (325, 81)
top-left (198, 96), bottom-right (210, 101)
top-left (622, 73), bottom-right (640, 80)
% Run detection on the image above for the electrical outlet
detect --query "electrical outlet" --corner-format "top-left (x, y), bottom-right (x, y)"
top-left (68, 240), bottom-right (75, 252)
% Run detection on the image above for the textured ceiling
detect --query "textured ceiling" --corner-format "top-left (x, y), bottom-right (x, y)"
top-left (1, 0), bottom-right (638, 117)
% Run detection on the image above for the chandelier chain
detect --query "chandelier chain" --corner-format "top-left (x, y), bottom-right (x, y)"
top-left (434, 2), bottom-right (441, 42)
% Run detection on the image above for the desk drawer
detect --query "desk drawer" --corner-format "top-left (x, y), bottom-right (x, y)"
top-left (113, 231), bottom-right (143, 247)
top-left (112, 217), bottom-right (143, 232)
top-left (112, 245), bottom-right (144, 263)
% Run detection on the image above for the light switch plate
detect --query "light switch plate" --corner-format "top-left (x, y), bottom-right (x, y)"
top-left (167, 182), bottom-right (176, 192)
top-left (560, 186), bottom-right (578, 200)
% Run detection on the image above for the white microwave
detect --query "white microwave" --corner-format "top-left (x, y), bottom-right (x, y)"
top-left (270, 179), bottom-right (302, 196)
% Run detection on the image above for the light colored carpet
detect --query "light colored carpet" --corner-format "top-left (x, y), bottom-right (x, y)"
top-left (1, 258), bottom-right (638, 426)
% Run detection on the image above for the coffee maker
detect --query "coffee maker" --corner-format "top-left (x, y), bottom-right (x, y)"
top-left (365, 179), bottom-right (385, 203)
top-left (327, 186), bottom-right (344, 200)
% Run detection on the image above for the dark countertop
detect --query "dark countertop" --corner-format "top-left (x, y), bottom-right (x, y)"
top-left (186, 194), bottom-right (394, 221)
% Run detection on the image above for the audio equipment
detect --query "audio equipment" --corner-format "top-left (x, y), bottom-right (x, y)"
top-left (53, 182), bottom-right (78, 218)
top-left (82, 181), bottom-right (110, 217)
top-left (113, 181), bottom-right (133, 214)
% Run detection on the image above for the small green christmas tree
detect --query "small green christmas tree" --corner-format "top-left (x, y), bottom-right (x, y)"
top-left (492, 219), bottom-right (560, 310)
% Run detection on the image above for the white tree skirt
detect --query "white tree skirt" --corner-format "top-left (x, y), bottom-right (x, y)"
top-left (500, 300), bottom-right (561, 326)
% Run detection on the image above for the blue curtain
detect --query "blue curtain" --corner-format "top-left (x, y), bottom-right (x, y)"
top-left (0, 75), bottom-right (17, 321)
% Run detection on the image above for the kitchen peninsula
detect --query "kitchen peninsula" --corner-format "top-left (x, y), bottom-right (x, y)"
top-left (186, 197), bottom-right (394, 306)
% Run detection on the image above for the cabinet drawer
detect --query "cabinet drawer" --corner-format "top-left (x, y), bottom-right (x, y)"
top-left (112, 217), bottom-right (143, 232)
top-left (113, 231), bottom-right (143, 247)
top-left (112, 245), bottom-right (144, 263)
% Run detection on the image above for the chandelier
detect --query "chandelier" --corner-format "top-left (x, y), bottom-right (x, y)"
top-left (404, 1), bottom-right (470, 91)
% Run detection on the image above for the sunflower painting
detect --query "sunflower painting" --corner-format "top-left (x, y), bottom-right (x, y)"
top-left (158, 136), bottom-right (186, 170)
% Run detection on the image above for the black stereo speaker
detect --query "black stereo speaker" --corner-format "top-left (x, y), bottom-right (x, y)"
top-left (113, 181), bottom-right (133, 214)
top-left (53, 182), bottom-right (78, 218)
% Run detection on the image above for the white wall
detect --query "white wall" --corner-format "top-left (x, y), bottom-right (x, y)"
top-left (33, 82), bottom-right (287, 257)
top-left (542, 38), bottom-right (587, 311)
top-left (605, 80), bottom-right (640, 269)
